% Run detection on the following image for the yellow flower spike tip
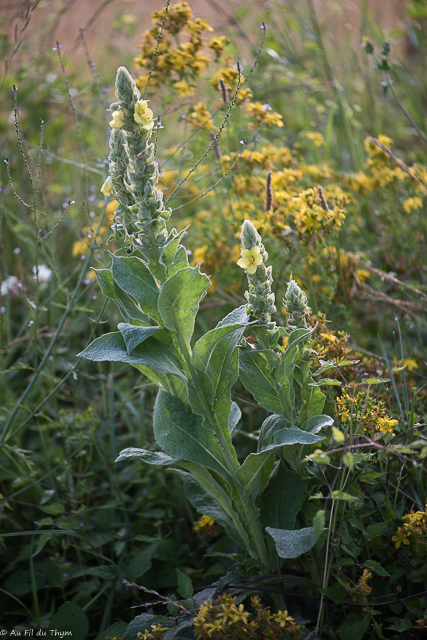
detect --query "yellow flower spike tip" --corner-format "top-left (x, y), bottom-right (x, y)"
top-left (109, 110), bottom-right (125, 129)
top-left (237, 246), bottom-right (263, 275)
top-left (134, 99), bottom-right (155, 130)
top-left (100, 176), bottom-right (113, 196)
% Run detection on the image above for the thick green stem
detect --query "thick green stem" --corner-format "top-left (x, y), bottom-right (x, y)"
top-left (171, 307), bottom-right (273, 574)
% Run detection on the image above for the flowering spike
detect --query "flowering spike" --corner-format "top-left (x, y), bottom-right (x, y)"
top-left (238, 219), bottom-right (276, 321)
top-left (283, 279), bottom-right (310, 331)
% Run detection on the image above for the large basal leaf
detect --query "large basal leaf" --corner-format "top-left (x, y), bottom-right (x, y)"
top-left (158, 266), bottom-right (210, 347)
top-left (95, 268), bottom-right (152, 325)
top-left (266, 510), bottom-right (325, 559)
top-left (78, 331), bottom-right (185, 379)
top-left (153, 391), bottom-right (230, 478)
top-left (236, 450), bottom-right (275, 501)
top-left (118, 323), bottom-right (160, 354)
top-left (258, 414), bottom-right (289, 452)
top-left (116, 448), bottom-right (180, 465)
top-left (111, 254), bottom-right (162, 323)
top-left (260, 464), bottom-right (306, 530)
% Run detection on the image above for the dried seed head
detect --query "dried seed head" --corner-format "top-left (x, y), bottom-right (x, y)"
top-left (265, 171), bottom-right (273, 212)
top-left (317, 185), bottom-right (329, 211)
top-left (219, 78), bottom-right (229, 103)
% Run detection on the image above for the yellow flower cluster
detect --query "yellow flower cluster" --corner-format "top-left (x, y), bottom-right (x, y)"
top-left (134, 2), bottom-right (227, 94)
top-left (392, 505), bottom-right (427, 551)
top-left (301, 131), bottom-right (326, 148)
top-left (289, 187), bottom-right (347, 237)
top-left (245, 101), bottom-right (284, 129)
top-left (356, 569), bottom-right (372, 599)
top-left (188, 102), bottom-right (214, 131)
top-left (193, 514), bottom-right (216, 534)
top-left (336, 391), bottom-right (398, 438)
top-left (194, 595), bottom-right (303, 639)
top-left (137, 623), bottom-right (169, 640)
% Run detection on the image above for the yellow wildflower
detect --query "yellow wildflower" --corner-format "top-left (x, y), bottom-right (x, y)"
top-left (377, 416), bottom-right (398, 435)
top-left (274, 610), bottom-right (296, 628)
top-left (237, 246), bottom-right (263, 274)
top-left (109, 110), bottom-right (125, 129)
top-left (415, 617), bottom-right (427, 630)
top-left (174, 80), bottom-right (194, 97)
top-left (134, 100), bottom-right (154, 130)
top-left (101, 176), bottom-right (113, 196)
top-left (403, 196), bottom-right (423, 213)
top-left (391, 526), bottom-right (411, 549)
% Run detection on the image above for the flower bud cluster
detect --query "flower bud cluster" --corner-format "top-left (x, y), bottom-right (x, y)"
top-left (238, 219), bottom-right (276, 320)
top-left (105, 66), bottom-right (170, 254)
top-left (283, 279), bottom-right (310, 331)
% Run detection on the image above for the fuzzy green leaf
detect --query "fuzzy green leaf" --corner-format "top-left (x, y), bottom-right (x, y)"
top-left (236, 451), bottom-right (275, 501)
top-left (266, 510), bottom-right (324, 559)
top-left (153, 391), bottom-right (230, 478)
top-left (115, 448), bottom-right (179, 465)
top-left (118, 323), bottom-right (160, 354)
top-left (158, 266), bottom-right (210, 346)
top-left (95, 268), bottom-right (152, 325)
top-left (258, 414), bottom-right (290, 452)
top-left (239, 348), bottom-right (284, 415)
top-left (260, 465), bottom-right (306, 529)
top-left (273, 428), bottom-right (324, 447)
top-left (78, 331), bottom-right (185, 379)
top-left (111, 254), bottom-right (162, 323)
top-left (300, 414), bottom-right (334, 433)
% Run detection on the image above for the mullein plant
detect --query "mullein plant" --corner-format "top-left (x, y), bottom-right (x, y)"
top-left (79, 66), bottom-right (333, 630)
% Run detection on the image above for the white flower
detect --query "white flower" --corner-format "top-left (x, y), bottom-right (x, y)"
top-left (33, 265), bottom-right (52, 282)
top-left (1, 275), bottom-right (20, 295)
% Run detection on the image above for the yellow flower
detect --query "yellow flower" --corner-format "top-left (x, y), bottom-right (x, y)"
top-left (403, 196), bottom-right (422, 213)
top-left (391, 527), bottom-right (411, 549)
top-left (274, 610), bottom-right (295, 628)
top-left (377, 416), bottom-right (398, 435)
top-left (175, 80), bottom-right (194, 97)
top-left (109, 110), bottom-right (125, 129)
top-left (101, 176), bottom-right (113, 196)
top-left (134, 100), bottom-right (154, 130)
top-left (237, 246), bottom-right (263, 274)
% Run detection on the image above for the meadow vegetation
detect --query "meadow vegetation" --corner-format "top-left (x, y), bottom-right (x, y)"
top-left (0, 1), bottom-right (426, 639)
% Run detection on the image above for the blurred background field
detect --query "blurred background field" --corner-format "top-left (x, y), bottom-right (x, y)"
top-left (0, 0), bottom-right (426, 637)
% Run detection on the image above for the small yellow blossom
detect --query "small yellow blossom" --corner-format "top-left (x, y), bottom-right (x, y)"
top-left (174, 80), bottom-right (194, 97)
top-left (237, 246), bottom-right (263, 274)
top-left (109, 110), bottom-right (125, 129)
top-left (134, 100), bottom-right (154, 130)
top-left (403, 196), bottom-right (423, 213)
top-left (274, 610), bottom-right (296, 628)
top-left (377, 416), bottom-right (398, 435)
top-left (391, 526), bottom-right (411, 549)
top-left (101, 176), bottom-right (113, 196)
